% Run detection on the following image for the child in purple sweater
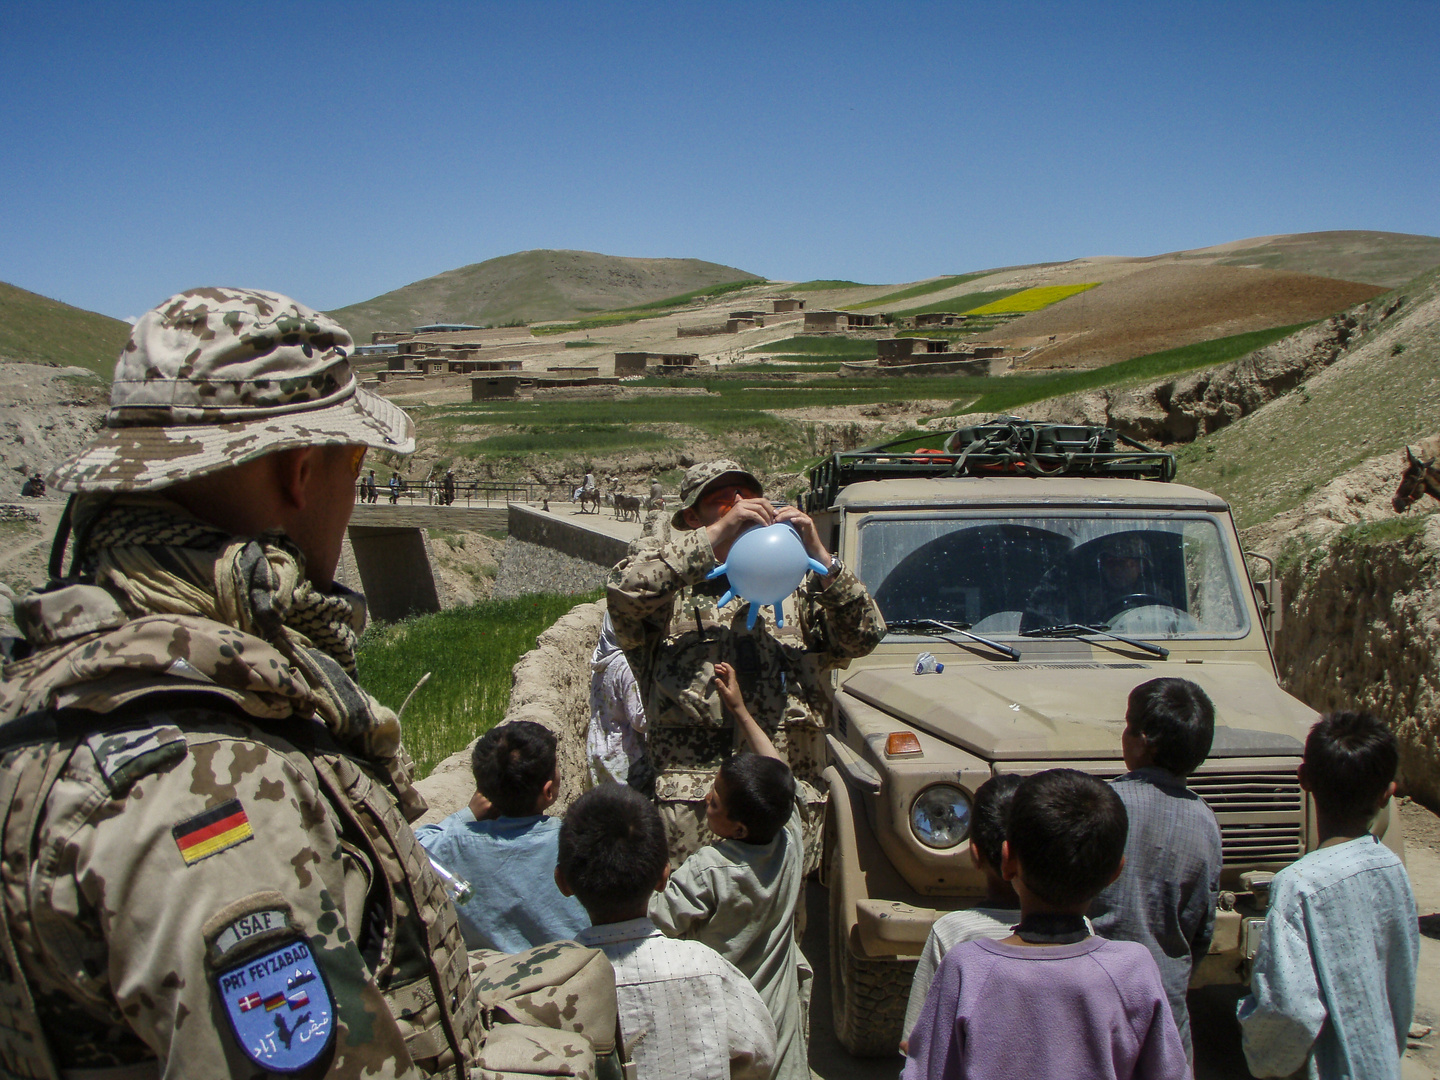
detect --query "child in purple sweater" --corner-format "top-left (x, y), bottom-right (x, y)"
top-left (903, 769), bottom-right (1189, 1080)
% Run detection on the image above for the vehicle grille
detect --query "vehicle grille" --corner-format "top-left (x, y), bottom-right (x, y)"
top-left (1189, 771), bottom-right (1304, 865)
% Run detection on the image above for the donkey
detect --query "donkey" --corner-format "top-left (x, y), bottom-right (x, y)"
top-left (614, 493), bottom-right (642, 522)
top-left (1392, 435), bottom-right (1440, 513)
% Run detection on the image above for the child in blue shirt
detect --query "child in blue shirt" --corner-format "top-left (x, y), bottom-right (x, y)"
top-left (416, 720), bottom-right (588, 951)
top-left (1238, 710), bottom-right (1418, 1079)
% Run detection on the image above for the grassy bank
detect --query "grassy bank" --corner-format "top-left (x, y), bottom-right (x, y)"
top-left (358, 592), bottom-right (601, 777)
top-left (533, 279), bottom-right (764, 335)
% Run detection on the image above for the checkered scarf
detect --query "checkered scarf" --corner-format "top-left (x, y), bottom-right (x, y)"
top-left (67, 495), bottom-right (413, 787)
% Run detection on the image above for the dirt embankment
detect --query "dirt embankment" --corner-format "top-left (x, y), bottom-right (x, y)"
top-left (1275, 517), bottom-right (1440, 811)
top-left (970, 297), bottom-right (1404, 444)
top-left (0, 364), bottom-right (105, 490)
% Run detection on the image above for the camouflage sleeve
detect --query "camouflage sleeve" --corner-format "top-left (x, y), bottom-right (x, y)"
top-left (606, 529), bottom-right (717, 683)
top-left (33, 716), bottom-right (420, 1078)
top-left (796, 563), bottom-right (887, 669)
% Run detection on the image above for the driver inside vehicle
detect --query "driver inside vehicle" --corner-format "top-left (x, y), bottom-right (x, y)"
top-left (1082, 532), bottom-right (1170, 624)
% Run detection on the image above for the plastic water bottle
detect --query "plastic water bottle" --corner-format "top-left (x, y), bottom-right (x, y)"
top-left (914, 651), bottom-right (945, 675)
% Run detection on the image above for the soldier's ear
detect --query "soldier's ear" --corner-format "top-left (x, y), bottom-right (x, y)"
top-left (554, 865), bottom-right (574, 897)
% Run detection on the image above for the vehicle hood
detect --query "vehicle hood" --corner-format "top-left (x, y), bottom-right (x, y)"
top-left (840, 661), bottom-right (1316, 761)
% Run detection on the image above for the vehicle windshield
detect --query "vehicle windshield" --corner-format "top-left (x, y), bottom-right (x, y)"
top-left (857, 513), bottom-right (1248, 638)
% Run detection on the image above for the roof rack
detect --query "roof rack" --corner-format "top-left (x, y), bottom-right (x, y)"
top-left (804, 417), bottom-right (1177, 512)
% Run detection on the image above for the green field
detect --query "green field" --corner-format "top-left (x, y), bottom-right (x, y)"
top-left (892, 287), bottom-right (1027, 318)
top-left (417, 322), bottom-right (1312, 475)
top-left (358, 592), bottom-right (601, 777)
top-left (749, 336), bottom-right (880, 357)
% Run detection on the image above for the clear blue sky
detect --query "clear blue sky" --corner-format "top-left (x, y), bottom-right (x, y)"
top-left (2, 1), bottom-right (1436, 321)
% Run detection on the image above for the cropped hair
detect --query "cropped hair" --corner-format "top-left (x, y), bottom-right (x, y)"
top-left (1127, 677), bottom-right (1216, 777)
top-left (1007, 770), bottom-right (1128, 908)
top-left (1304, 711), bottom-right (1398, 823)
top-left (470, 721), bottom-right (557, 818)
top-left (970, 773), bottom-right (1024, 873)
top-left (558, 785), bottom-right (669, 920)
top-left (718, 752), bottom-right (796, 845)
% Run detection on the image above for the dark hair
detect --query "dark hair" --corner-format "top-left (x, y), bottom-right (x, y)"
top-left (557, 785), bottom-right (669, 921)
top-left (470, 721), bottom-right (557, 818)
top-left (1304, 711), bottom-right (1398, 823)
top-left (1127, 677), bottom-right (1215, 777)
top-left (970, 773), bottom-right (1024, 873)
top-left (717, 752), bottom-right (796, 845)
top-left (1007, 770), bottom-right (1128, 907)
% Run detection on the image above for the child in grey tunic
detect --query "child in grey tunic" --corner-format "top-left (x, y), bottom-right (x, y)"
top-left (651, 662), bottom-right (811, 1080)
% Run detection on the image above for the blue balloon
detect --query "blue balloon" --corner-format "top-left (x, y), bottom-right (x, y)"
top-left (705, 523), bottom-right (830, 628)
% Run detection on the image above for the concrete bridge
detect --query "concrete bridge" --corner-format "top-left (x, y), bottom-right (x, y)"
top-left (339, 501), bottom-right (642, 622)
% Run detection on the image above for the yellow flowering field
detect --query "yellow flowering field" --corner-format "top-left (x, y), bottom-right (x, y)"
top-left (964, 282), bottom-right (1099, 315)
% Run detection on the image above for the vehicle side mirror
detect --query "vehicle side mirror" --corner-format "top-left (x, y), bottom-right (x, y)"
top-left (1246, 552), bottom-right (1282, 640)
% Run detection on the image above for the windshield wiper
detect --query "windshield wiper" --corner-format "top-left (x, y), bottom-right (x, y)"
top-left (1019, 622), bottom-right (1169, 659)
top-left (886, 618), bottom-right (1021, 661)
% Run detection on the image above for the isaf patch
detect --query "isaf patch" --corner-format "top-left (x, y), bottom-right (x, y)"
top-left (173, 799), bottom-right (253, 865)
top-left (217, 938), bottom-right (334, 1072)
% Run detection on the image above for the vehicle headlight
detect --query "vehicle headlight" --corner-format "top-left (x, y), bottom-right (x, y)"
top-left (910, 784), bottom-right (973, 849)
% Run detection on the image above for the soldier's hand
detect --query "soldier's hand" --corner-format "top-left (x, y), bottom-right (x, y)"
top-left (707, 497), bottom-right (776, 560)
top-left (776, 506), bottom-right (833, 569)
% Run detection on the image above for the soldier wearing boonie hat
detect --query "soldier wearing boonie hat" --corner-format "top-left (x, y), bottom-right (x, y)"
top-left (0, 288), bottom-right (612, 1077)
top-left (608, 457), bottom-right (885, 873)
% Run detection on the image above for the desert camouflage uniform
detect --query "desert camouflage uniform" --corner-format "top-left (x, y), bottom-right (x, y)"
top-left (0, 582), bottom-right (608, 1079)
top-left (607, 527), bottom-right (885, 870)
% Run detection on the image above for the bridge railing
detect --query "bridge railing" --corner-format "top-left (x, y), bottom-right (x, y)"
top-left (353, 480), bottom-right (581, 507)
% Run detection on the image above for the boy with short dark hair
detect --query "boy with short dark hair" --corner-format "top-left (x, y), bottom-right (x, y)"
top-left (1238, 711), bottom-right (1419, 1079)
top-left (904, 769), bottom-right (1187, 1080)
top-left (901, 774), bottom-right (1024, 1052)
top-left (416, 720), bottom-right (588, 951)
top-left (558, 784), bottom-right (776, 1080)
top-left (650, 662), bottom-right (808, 1079)
top-left (1090, 676), bottom-right (1223, 1061)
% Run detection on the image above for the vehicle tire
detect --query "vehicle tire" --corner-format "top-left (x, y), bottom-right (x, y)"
top-left (828, 874), bottom-right (917, 1057)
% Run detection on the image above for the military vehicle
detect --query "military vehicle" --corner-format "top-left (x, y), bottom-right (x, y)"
top-left (805, 419), bottom-right (1401, 1055)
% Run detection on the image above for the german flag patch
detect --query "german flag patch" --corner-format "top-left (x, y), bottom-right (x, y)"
top-left (173, 800), bottom-right (253, 865)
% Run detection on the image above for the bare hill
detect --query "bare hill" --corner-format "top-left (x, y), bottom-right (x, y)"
top-left (328, 250), bottom-right (762, 341)
top-left (0, 282), bottom-right (129, 377)
top-left (1177, 230), bottom-right (1440, 289)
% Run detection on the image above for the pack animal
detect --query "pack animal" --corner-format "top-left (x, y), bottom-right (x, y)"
top-left (1392, 435), bottom-right (1440, 513)
top-left (579, 486), bottom-right (602, 514)
top-left (614, 493), bottom-right (642, 522)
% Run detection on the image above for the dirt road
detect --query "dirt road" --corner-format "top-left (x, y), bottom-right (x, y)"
top-left (805, 797), bottom-right (1440, 1080)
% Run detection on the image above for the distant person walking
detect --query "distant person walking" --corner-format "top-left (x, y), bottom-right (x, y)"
top-left (388, 473), bottom-right (401, 503)
top-left (649, 478), bottom-right (664, 510)
top-left (442, 469), bottom-right (456, 506)
top-left (362, 468), bottom-right (378, 503)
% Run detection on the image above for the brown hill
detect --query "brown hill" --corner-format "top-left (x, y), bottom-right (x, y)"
top-left (985, 263), bottom-right (1384, 371)
top-left (328, 249), bottom-right (761, 342)
top-left (1178, 230), bottom-right (1440, 288)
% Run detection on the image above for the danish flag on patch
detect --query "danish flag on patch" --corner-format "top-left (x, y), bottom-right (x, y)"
top-left (238, 993), bottom-right (262, 1012)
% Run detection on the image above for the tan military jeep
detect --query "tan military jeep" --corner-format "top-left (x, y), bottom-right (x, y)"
top-left (804, 420), bottom-right (1401, 1056)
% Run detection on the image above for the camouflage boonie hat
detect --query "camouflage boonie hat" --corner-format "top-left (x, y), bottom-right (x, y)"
top-left (671, 459), bottom-right (763, 529)
top-left (50, 287), bottom-right (414, 492)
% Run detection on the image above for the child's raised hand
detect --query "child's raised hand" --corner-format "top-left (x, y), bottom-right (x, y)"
top-left (713, 661), bottom-right (745, 713)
